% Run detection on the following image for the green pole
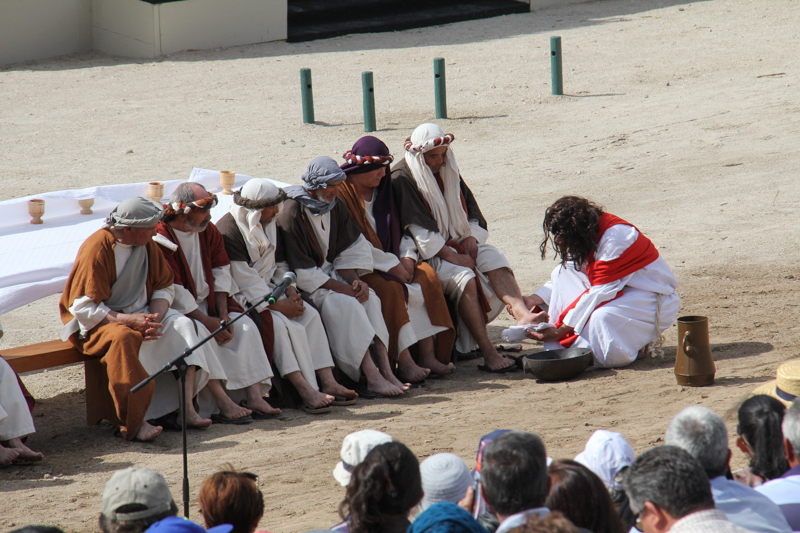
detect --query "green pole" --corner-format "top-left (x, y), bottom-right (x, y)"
top-left (550, 36), bottom-right (563, 96)
top-left (362, 71), bottom-right (376, 132)
top-left (434, 57), bottom-right (447, 119)
top-left (300, 68), bottom-right (315, 124)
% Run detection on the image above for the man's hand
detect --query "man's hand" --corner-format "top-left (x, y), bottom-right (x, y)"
top-left (458, 486), bottom-right (476, 513)
top-left (450, 254), bottom-right (476, 269)
top-left (202, 315), bottom-right (234, 345)
top-left (351, 279), bottom-right (369, 303)
top-left (461, 236), bottom-right (479, 260)
top-left (388, 263), bottom-right (412, 284)
top-left (527, 325), bottom-right (573, 343)
top-left (117, 313), bottom-right (164, 341)
top-left (269, 288), bottom-right (305, 318)
top-left (399, 257), bottom-right (416, 277)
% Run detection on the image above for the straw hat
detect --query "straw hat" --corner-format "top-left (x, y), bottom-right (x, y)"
top-left (751, 360), bottom-right (800, 407)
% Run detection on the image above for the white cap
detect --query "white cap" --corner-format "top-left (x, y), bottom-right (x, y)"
top-left (333, 430), bottom-right (393, 487)
top-left (419, 453), bottom-right (473, 511)
top-left (574, 430), bottom-right (635, 491)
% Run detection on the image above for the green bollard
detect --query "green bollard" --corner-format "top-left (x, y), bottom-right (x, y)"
top-left (434, 57), bottom-right (447, 119)
top-left (300, 68), bottom-right (315, 124)
top-left (362, 71), bottom-right (376, 132)
top-left (550, 36), bottom-right (563, 96)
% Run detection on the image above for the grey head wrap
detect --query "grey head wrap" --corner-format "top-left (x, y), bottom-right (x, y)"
top-left (105, 197), bottom-right (164, 228)
top-left (284, 156), bottom-right (347, 215)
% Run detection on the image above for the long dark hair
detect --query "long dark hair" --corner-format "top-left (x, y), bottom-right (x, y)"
top-left (738, 395), bottom-right (790, 480)
top-left (339, 442), bottom-right (422, 533)
top-left (545, 460), bottom-right (626, 533)
top-left (540, 196), bottom-right (604, 267)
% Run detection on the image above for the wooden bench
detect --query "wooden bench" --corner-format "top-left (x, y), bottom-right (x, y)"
top-left (3, 340), bottom-right (118, 426)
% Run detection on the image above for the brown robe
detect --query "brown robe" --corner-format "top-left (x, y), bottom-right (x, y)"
top-left (338, 180), bottom-right (455, 365)
top-left (59, 228), bottom-right (173, 440)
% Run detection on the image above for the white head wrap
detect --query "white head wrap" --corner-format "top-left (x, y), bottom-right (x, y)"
top-left (404, 123), bottom-right (471, 241)
top-left (230, 178), bottom-right (284, 270)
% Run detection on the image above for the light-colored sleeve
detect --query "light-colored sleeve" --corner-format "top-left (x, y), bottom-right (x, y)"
top-left (70, 296), bottom-right (111, 335)
top-left (230, 261), bottom-right (271, 313)
top-left (533, 280), bottom-right (553, 311)
top-left (333, 234), bottom-right (374, 276)
top-left (370, 244), bottom-right (401, 273)
top-left (295, 267), bottom-right (331, 294)
top-left (469, 220), bottom-right (489, 245)
top-left (212, 265), bottom-right (232, 295)
top-left (408, 224), bottom-right (447, 261)
top-left (171, 284), bottom-right (199, 314)
top-left (596, 225), bottom-right (638, 261)
top-left (151, 285), bottom-right (175, 306)
top-left (399, 235), bottom-right (419, 261)
top-left (272, 261), bottom-right (291, 288)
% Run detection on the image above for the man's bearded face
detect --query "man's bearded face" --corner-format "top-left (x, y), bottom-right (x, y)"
top-left (182, 207), bottom-right (212, 233)
top-left (311, 181), bottom-right (342, 204)
top-left (423, 146), bottom-right (448, 174)
top-left (259, 205), bottom-right (281, 224)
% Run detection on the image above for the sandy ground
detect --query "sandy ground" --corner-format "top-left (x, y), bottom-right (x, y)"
top-left (1, 0), bottom-right (799, 530)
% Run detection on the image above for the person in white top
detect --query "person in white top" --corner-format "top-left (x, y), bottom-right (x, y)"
top-left (0, 357), bottom-right (43, 464)
top-left (156, 183), bottom-right (278, 423)
top-left (278, 157), bottom-right (410, 398)
top-left (524, 196), bottom-right (680, 368)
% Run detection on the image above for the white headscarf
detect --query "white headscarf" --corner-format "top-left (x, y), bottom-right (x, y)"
top-left (404, 123), bottom-right (472, 241)
top-left (230, 179), bottom-right (283, 279)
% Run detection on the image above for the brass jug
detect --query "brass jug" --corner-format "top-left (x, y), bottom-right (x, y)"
top-left (674, 315), bottom-right (715, 386)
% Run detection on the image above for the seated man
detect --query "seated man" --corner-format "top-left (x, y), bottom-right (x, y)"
top-left (392, 123), bottom-right (542, 372)
top-left (60, 197), bottom-right (224, 440)
top-left (216, 178), bottom-right (357, 409)
top-left (277, 156), bottom-right (410, 397)
top-left (156, 183), bottom-right (279, 421)
top-left (625, 446), bottom-right (753, 533)
top-left (665, 406), bottom-right (792, 533)
top-left (757, 397), bottom-right (800, 530)
top-left (525, 196), bottom-right (680, 368)
top-left (0, 357), bottom-right (43, 465)
top-left (339, 136), bottom-right (456, 382)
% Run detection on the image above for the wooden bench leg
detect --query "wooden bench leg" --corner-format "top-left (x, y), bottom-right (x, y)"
top-left (84, 358), bottom-right (118, 426)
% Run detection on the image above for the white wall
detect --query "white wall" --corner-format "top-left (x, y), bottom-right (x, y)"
top-left (0, 0), bottom-right (92, 66)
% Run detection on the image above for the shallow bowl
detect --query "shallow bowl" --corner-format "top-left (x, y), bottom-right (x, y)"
top-left (523, 348), bottom-right (594, 381)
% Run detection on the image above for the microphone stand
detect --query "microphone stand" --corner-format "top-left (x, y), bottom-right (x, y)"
top-left (131, 291), bottom-right (273, 519)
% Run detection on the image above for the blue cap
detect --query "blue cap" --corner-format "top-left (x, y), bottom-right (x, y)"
top-left (146, 516), bottom-right (233, 533)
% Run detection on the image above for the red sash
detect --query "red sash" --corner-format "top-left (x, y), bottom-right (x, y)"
top-left (555, 213), bottom-right (659, 347)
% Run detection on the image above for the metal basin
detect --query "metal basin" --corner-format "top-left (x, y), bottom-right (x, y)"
top-left (523, 348), bottom-right (594, 381)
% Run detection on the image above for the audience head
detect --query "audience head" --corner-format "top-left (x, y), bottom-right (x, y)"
top-left (9, 527), bottom-right (66, 533)
top-left (664, 405), bottom-right (729, 479)
top-left (736, 395), bottom-right (789, 480)
top-left (198, 467), bottom-right (263, 533)
top-left (574, 430), bottom-right (635, 495)
top-left (418, 453), bottom-right (473, 512)
top-left (163, 182), bottom-right (216, 231)
top-left (481, 431), bottom-right (549, 519)
top-left (333, 429), bottom-right (393, 487)
top-left (99, 466), bottom-right (178, 533)
top-left (146, 516), bottom-right (231, 533)
top-left (539, 196), bottom-right (604, 266)
top-left (339, 441), bottom-right (422, 533)
top-left (545, 459), bottom-right (626, 533)
top-left (408, 502), bottom-right (488, 533)
top-left (623, 446), bottom-right (714, 533)
top-left (783, 397), bottom-right (800, 468)
top-left (508, 512), bottom-right (579, 533)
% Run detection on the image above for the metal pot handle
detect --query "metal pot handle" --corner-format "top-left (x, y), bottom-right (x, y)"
top-left (682, 331), bottom-right (694, 356)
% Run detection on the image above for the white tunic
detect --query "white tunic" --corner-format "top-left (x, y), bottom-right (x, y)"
top-left (63, 241), bottom-right (226, 421)
top-left (0, 357), bottom-right (35, 441)
top-left (533, 224), bottom-right (680, 368)
top-left (294, 206), bottom-right (390, 381)
top-left (408, 222), bottom-right (510, 353)
top-left (363, 193), bottom-right (447, 355)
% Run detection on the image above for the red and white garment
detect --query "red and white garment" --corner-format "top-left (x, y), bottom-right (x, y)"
top-left (533, 214), bottom-right (680, 368)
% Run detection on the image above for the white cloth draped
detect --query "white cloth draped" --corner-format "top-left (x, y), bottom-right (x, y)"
top-left (0, 357), bottom-right (35, 441)
top-left (533, 224), bottom-right (680, 368)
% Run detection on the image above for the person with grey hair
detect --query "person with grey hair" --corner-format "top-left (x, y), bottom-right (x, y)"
top-left (624, 446), bottom-right (752, 533)
top-left (155, 182), bottom-right (280, 422)
top-left (757, 397), bottom-right (800, 530)
top-left (99, 466), bottom-right (179, 533)
top-left (60, 197), bottom-right (220, 441)
top-left (664, 406), bottom-right (791, 533)
top-left (277, 156), bottom-right (410, 398)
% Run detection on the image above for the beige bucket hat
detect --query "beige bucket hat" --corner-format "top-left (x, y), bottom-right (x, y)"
top-left (751, 360), bottom-right (800, 407)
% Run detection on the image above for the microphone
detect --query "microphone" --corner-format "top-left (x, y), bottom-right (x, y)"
top-left (267, 272), bottom-right (297, 304)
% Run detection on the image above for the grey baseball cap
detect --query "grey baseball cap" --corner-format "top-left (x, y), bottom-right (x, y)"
top-left (102, 467), bottom-right (175, 521)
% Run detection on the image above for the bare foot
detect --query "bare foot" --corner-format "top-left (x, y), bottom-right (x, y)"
top-left (5, 438), bottom-right (44, 462)
top-left (135, 421), bottom-right (163, 442)
top-left (244, 396), bottom-right (282, 416)
top-left (385, 372), bottom-right (411, 391)
top-left (516, 310), bottom-right (549, 326)
top-left (483, 352), bottom-right (515, 372)
top-left (299, 389), bottom-right (335, 409)
top-left (396, 356), bottom-right (430, 383)
top-left (320, 382), bottom-right (358, 400)
top-left (184, 411), bottom-right (212, 429)
top-left (0, 443), bottom-right (20, 465)
top-left (419, 354), bottom-right (456, 376)
top-left (367, 375), bottom-right (405, 397)
top-left (217, 398), bottom-right (252, 420)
